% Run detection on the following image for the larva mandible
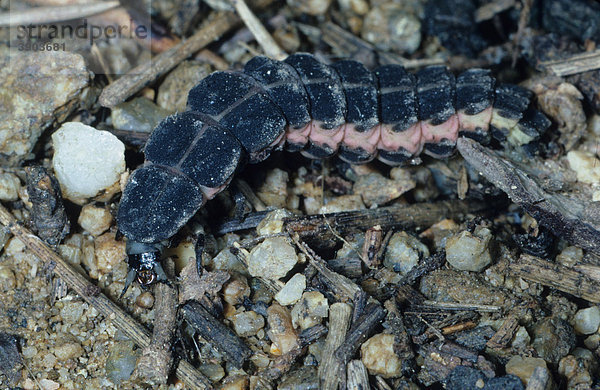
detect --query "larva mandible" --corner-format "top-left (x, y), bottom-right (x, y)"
top-left (117, 53), bottom-right (551, 288)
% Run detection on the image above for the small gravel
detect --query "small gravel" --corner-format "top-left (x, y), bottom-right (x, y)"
top-left (0, 51), bottom-right (90, 165)
top-left (505, 356), bottom-right (547, 386)
top-left (445, 227), bottom-right (492, 272)
top-left (94, 232), bottom-right (127, 276)
top-left (384, 231), bottom-right (430, 275)
top-left (157, 61), bottom-right (211, 112)
top-left (362, 3), bottom-right (422, 54)
top-left (566, 150), bottom-right (600, 184)
top-left (257, 168), bottom-right (289, 208)
top-left (105, 341), bottom-right (139, 385)
top-left (290, 291), bottom-right (328, 330)
top-left (286, 0), bottom-right (333, 15)
top-left (256, 209), bottom-right (294, 235)
top-left (275, 273), bottom-right (306, 306)
top-left (0, 172), bottom-right (21, 201)
top-left (319, 194), bottom-right (365, 213)
top-left (52, 342), bottom-right (84, 361)
top-left (267, 303), bottom-right (298, 354)
top-left (110, 97), bottom-right (171, 133)
top-left (232, 310), bottom-right (265, 337)
top-left (353, 172), bottom-right (415, 207)
top-left (532, 317), bottom-right (576, 364)
top-left (278, 366), bottom-right (320, 390)
top-left (572, 306), bottom-right (600, 335)
top-left (248, 237), bottom-right (298, 280)
top-left (222, 276), bottom-right (251, 306)
top-left (78, 204), bottom-right (113, 236)
top-left (361, 333), bottom-right (403, 378)
top-left (52, 122), bottom-right (125, 203)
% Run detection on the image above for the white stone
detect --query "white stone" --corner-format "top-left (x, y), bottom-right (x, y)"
top-left (361, 333), bottom-right (402, 378)
top-left (291, 291), bottom-right (328, 329)
top-left (256, 209), bottom-right (294, 235)
top-left (573, 306), bottom-right (600, 335)
top-left (566, 150), bottom-right (600, 184)
top-left (232, 311), bottom-right (265, 337)
top-left (0, 172), bottom-right (20, 201)
top-left (78, 204), bottom-right (113, 236)
top-left (248, 237), bottom-right (298, 280)
top-left (52, 122), bottom-right (125, 203)
top-left (275, 274), bottom-right (306, 306)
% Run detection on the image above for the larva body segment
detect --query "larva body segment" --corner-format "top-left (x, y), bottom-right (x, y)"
top-left (375, 64), bottom-right (421, 165)
top-left (455, 69), bottom-right (495, 144)
top-left (330, 60), bottom-right (379, 164)
top-left (117, 53), bottom-right (551, 286)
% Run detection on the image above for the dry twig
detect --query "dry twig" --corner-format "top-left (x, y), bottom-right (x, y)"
top-left (181, 301), bottom-right (252, 368)
top-left (135, 260), bottom-right (178, 385)
top-left (0, 1), bottom-right (119, 26)
top-left (347, 360), bottom-right (370, 389)
top-left (541, 49), bottom-right (600, 76)
top-left (288, 231), bottom-right (362, 299)
top-left (420, 301), bottom-right (501, 313)
top-left (474, 0), bottom-right (516, 22)
top-left (231, 0), bottom-right (286, 60)
top-left (457, 137), bottom-right (600, 255)
top-left (319, 303), bottom-right (352, 390)
top-left (509, 254), bottom-right (600, 303)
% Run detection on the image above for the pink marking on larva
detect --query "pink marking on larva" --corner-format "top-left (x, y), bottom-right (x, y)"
top-left (420, 114), bottom-right (459, 145)
top-left (378, 123), bottom-right (422, 155)
top-left (200, 181), bottom-right (231, 200)
top-left (342, 124), bottom-right (380, 154)
top-left (285, 123), bottom-right (311, 146)
top-left (270, 128), bottom-right (288, 149)
top-left (457, 106), bottom-right (493, 133)
top-left (308, 120), bottom-right (346, 151)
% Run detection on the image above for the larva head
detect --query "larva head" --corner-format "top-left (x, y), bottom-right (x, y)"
top-left (120, 241), bottom-right (167, 297)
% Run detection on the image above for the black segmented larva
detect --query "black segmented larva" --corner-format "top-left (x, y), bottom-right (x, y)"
top-left (117, 53), bottom-right (551, 288)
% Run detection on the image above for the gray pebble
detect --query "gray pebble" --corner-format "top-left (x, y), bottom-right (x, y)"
top-left (157, 61), bottom-right (211, 113)
top-left (532, 317), bottom-right (576, 364)
top-left (362, 3), bottom-right (422, 54)
top-left (111, 97), bottom-right (171, 133)
top-left (278, 366), bottom-right (320, 389)
top-left (0, 51), bottom-right (89, 165)
top-left (445, 227), bottom-right (492, 272)
top-left (105, 341), bottom-right (139, 385)
top-left (384, 231), bottom-right (429, 275)
top-left (232, 311), bottom-right (265, 337)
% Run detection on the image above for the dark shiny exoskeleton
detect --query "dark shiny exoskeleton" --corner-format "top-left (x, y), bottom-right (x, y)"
top-left (117, 53), bottom-right (551, 289)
